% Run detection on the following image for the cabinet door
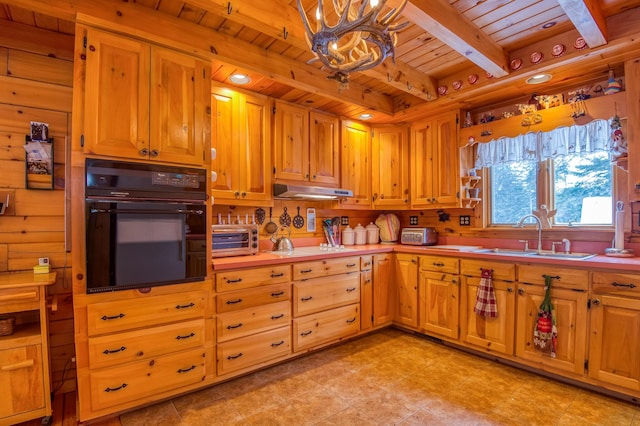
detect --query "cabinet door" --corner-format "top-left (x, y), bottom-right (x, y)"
top-left (340, 120), bottom-right (371, 208)
top-left (371, 126), bottom-right (409, 208)
top-left (515, 284), bottom-right (588, 375)
top-left (588, 295), bottom-right (640, 391)
top-left (309, 111), bottom-right (340, 186)
top-left (419, 271), bottom-right (459, 339)
top-left (211, 88), bottom-right (238, 197)
top-left (460, 276), bottom-right (515, 355)
top-left (0, 345), bottom-right (45, 418)
top-left (373, 253), bottom-right (393, 326)
top-left (150, 47), bottom-right (208, 165)
top-left (83, 28), bottom-right (150, 159)
top-left (394, 253), bottom-right (418, 328)
top-left (360, 268), bottom-right (373, 331)
top-left (273, 100), bottom-right (309, 182)
top-left (240, 93), bottom-right (272, 202)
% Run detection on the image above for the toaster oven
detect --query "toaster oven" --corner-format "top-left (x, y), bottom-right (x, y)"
top-left (212, 224), bottom-right (259, 257)
top-left (400, 227), bottom-right (438, 246)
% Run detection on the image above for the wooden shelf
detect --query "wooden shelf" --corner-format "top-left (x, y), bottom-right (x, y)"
top-left (461, 176), bottom-right (481, 187)
top-left (0, 323), bottom-right (41, 349)
top-left (462, 198), bottom-right (481, 209)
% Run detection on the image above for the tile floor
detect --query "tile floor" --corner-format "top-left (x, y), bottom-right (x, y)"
top-left (113, 328), bottom-right (639, 426)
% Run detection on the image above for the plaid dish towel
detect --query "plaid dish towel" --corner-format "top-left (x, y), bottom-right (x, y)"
top-left (474, 268), bottom-right (498, 317)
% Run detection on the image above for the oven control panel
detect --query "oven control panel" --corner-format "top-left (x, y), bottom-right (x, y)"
top-left (152, 171), bottom-right (200, 188)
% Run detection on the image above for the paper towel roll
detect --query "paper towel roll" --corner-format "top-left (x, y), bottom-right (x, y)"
top-left (615, 209), bottom-right (625, 249)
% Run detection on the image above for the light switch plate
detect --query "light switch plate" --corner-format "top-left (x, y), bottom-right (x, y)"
top-left (460, 215), bottom-right (471, 226)
top-left (409, 216), bottom-right (418, 225)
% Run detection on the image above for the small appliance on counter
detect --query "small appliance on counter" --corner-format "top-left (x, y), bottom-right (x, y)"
top-left (400, 227), bottom-right (438, 246)
top-left (212, 224), bottom-right (259, 257)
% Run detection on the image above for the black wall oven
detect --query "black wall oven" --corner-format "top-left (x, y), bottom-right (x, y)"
top-left (85, 159), bottom-right (208, 294)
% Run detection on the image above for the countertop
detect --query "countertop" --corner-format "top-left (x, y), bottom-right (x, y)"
top-left (0, 271), bottom-right (57, 289)
top-left (212, 244), bottom-right (640, 272)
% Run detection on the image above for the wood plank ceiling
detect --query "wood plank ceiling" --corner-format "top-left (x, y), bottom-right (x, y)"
top-left (2, 0), bottom-right (640, 123)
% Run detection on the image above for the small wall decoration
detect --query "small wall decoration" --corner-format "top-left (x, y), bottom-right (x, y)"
top-left (23, 121), bottom-right (54, 189)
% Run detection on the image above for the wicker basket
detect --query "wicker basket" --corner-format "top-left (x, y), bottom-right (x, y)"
top-left (0, 315), bottom-right (16, 336)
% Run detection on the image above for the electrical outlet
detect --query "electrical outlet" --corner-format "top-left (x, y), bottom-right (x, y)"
top-left (39, 257), bottom-right (49, 266)
top-left (341, 216), bottom-right (349, 226)
top-left (460, 215), bottom-right (471, 226)
top-left (409, 216), bottom-right (418, 225)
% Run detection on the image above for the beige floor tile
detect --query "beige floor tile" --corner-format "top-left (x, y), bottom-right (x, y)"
top-left (561, 389), bottom-right (638, 425)
top-left (348, 387), bottom-right (422, 425)
top-left (119, 400), bottom-right (180, 426)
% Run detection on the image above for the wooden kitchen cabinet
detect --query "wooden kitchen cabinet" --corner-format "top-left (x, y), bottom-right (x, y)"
top-left (211, 86), bottom-right (271, 204)
top-left (309, 111), bottom-right (340, 186)
top-left (0, 272), bottom-right (56, 426)
top-left (373, 253), bottom-right (393, 327)
top-left (394, 253), bottom-right (419, 328)
top-left (339, 120), bottom-right (372, 208)
top-left (418, 256), bottom-right (460, 339)
top-left (410, 111), bottom-right (459, 208)
top-left (588, 271), bottom-right (640, 392)
top-left (371, 126), bottom-right (410, 209)
top-left (360, 256), bottom-right (373, 331)
top-left (459, 259), bottom-right (516, 355)
top-left (82, 26), bottom-right (209, 166)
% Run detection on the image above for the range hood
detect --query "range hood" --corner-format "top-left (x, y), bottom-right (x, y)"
top-left (273, 183), bottom-right (353, 200)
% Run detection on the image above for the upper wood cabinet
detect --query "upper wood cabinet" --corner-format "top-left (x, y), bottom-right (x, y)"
top-left (339, 119), bottom-right (371, 209)
top-left (211, 86), bottom-right (271, 204)
top-left (410, 111), bottom-right (459, 208)
top-left (371, 126), bottom-right (409, 209)
top-left (273, 101), bottom-right (340, 186)
top-left (82, 27), bottom-right (209, 166)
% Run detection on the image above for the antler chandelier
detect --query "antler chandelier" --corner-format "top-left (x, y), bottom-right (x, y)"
top-left (297, 0), bottom-right (408, 89)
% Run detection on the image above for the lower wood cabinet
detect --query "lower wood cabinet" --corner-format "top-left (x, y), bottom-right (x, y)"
top-left (373, 253), bottom-right (393, 326)
top-left (293, 304), bottom-right (360, 352)
top-left (216, 326), bottom-right (291, 376)
top-left (419, 270), bottom-right (459, 339)
top-left (216, 300), bottom-right (290, 342)
top-left (394, 253), bottom-right (419, 328)
top-left (0, 345), bottom-right (46, 419)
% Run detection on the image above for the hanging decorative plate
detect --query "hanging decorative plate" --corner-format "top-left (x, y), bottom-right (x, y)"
top-left (552, 43), bottom-right (566, 57)
top-left (573, 37), bottom-right (587, 50)
top-left (510, 58), bottom-right (523, 70)
top-left (468, 74), bottom-right (479, 85)
top-left (437, 85), bottom-right (448, 95)
top-left (530, 51), bottom-right (544, 64)
top-left (452, 80), bottom-right (463, 90)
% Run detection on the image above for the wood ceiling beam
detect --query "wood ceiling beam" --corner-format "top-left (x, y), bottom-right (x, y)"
top-left (391, 0), bottom-right (509, 78)
top-left (556, 0), bottom-right (607, 47)
top-left (186, 0), bottom-right (439, 102)
top-left (1, 0), bottom-right (395, 114)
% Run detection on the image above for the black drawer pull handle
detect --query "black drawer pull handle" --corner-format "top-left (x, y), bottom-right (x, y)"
top-left (227, 323), bottom-right (243, 329)
top-left (271, 340), bottom-right (285, 347)
top-left (226, 298), bottom-right (243, 304)
top-left (103, 346), bottom-right (126, 355)
top-left (271, 291), bottom-right (285, 297)
top-left (104, 383), bottom-right (127, 392)
top-left (271, 313), bottom-right (285, 320)
top-left (176, 333), bottom-right (195, 340)
top-left (227, 352), bottom-right (243, 360)
top-left (270, 272), bottom-right (284, 278)
top-left (300, 330), bottom-right (312, 336)
top-left (301, 296), bottom-right (313, 301)
top-left (226, 278), bottom-right (243, 283)
top-left (612, 282), bottom-right (637, 289)
top-left (101, 313), bottom-right (125, 321)
top-left (300, 269), bottom-right (312, 273)
top-left (346, 263), bottom-right (356, 267)
top-left (176, 303), bottom-right (195, 309)
top-left (346, 317), bottom-right (357, 324)
top-left (432, 262), bottom-right (445, 267)
top-left (177, 365), bottom-right (196, 373)
top-left (346, 287), bottom-right (357, 292)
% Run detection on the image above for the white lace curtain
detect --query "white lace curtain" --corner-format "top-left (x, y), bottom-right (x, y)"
top-left (475, 118), bottom-right (613, 168)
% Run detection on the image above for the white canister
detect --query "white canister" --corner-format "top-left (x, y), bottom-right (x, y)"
top-left (354, 224), bottom-right (367, 245)
top-left (342, 226), bottom-right (355, 245)
top-left (365, 222), bottom-right (380, 244)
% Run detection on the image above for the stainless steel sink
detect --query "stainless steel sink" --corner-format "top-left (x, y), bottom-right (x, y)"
top-left (530, 251), bottom-right (597, 260)
top-left (473, 248), bottom-right (535, 257)
top-left (473, 248), bottom-right (596, 260)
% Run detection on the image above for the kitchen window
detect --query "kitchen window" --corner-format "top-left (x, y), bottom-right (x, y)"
top-left (477, 119), bottom-right (617, 227)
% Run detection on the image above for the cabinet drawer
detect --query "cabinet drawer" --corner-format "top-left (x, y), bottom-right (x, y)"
top-left (216, 265), bottom-right (291, 292)
top-left (216, 326), bottom-right (290, 375)
top-left (216, 283), bottom-right (290, 313)
top-left (86, 291), bottom-right (206, 336)
top-left (518, 265), bottom-right (588, 290)
top-left (292, 256), bottom-right (360, 280)
top-left (293, 304), bottom-right (360, 352)
top-left (293, 273), bottom-right (360, 317)
top-left (0, 344), bottom-right (45, 418)
top-left (0, 286), bottom-right (39, 312)
top-left (460, 259), bottom-right (516, 282)
top-left (419, 255), bottom-right (459, 274)
top-left (217, 301), bottom-right (291, 343)
top-left (361, 255), bottom-right (373, 270)
top-left (89, 347), bottom-right (207, 410)
top-left (592, 271), bottom-right (640, 297)
top-left (87, 319), bottom-right (205, 369)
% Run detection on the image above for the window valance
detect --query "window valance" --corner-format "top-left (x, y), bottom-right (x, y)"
top-left (475, 118), bottom-right (614, 168)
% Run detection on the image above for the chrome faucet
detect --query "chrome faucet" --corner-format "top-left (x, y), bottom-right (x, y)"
top-left (515, 214), bottom-right (543, 253)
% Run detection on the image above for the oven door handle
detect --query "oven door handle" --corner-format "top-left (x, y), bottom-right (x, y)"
top-left (90, 208), bottom-right (204, 215)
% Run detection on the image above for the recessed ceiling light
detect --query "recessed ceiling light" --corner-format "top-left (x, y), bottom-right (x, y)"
top-left (542, 21), bottom-right (556, 29)
top-left (229, 74), bottom-right (251, 85)
top-left (526, 73), bottom-right (552, 84)
top-left (359, 113), bottom-right (373, 120)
